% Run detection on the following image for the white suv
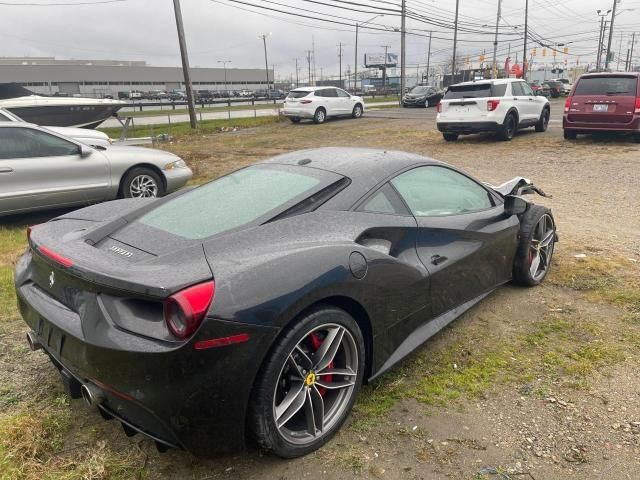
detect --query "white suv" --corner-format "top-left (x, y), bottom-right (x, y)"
top-left (436, 79), bottom-right (550, 141)
top-left (283, 87), bottom-right (365, 124)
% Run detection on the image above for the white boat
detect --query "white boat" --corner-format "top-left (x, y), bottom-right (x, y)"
top-left (0, 83), bottom-right (124, 129)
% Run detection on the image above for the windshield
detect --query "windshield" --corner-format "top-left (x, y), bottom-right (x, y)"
top-left (409, 86), bottom-right (430, 95)
top-left (444, 83), bottom-right (506, 99)
top-left (574, 76), bottom-right (638, 96)
top-left (139, 165), bottom-right (340, 239)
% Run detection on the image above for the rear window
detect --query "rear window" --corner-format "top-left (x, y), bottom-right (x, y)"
top-left (574, 76), bottom-right (638, 96)
top-left (444, 83), bottom-right (507, 100)
top-left (287, 91), bottom-right (311, 99)
top-left (139, 165), bottom-right (338, 240)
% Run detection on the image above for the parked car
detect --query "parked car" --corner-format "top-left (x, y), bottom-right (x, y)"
top-left (239, 89), bottom-right (254, 97)
top-left (551, 78), bottom-right (573, 95)
top-left (16, 147), bottom-right (556, 458)
top-left (145, 90), bottom-right (168, 100)
top-left (528, 82), bottom-right (550, 98)
top-left (436, 79), bottom-right (551, 141)
top-left (563, 72), bottom-right (640, 142)
top-left (543, 81), bottom-right (563, 98)
top-left (0, 123), bottom-right (192, 216)
top-left (129, 90), bottom-right (143, 100)
top-left (0, 108), bottom-right (111, 147)
top-left (283, 87), bottom-right (365, 124)
top-left (402, 85), bottom-right (443, 108)
top-left (168, 90), bottom-right (187, 101)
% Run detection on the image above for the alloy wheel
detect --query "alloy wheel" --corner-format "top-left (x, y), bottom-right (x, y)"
top-left (129, 174), bottom-right (159, 198)
top-left (529, 214), bottom-right (555, 281)
top-left (273, 323), bottom-right (358, 445)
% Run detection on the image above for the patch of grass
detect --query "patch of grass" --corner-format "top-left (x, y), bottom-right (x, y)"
top-left (99, 115), bottom-right (283, 139)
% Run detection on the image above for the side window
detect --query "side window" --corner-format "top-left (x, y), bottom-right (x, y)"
top-left (0, 112), bottom-right (11, 122)
top-left (391, 166), bottom-right (494, 217)
top-left (0, 127), bottom-right (79, 160)
top-left (323, 89), bottom-right (337, 98)
top-left (358, 183), bottom-right (408, 215)
top-left (521, 82), bottom-right (535, 96)
top-left (336, 89), bottom-right (351, 98)
top-left (511, 82), bottom-right (524, 96)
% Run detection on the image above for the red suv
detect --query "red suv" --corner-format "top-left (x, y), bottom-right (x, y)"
top-left (563, 72), bottom-right (640, 142)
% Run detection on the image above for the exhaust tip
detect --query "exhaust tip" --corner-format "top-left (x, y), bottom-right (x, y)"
top-left (81, 383), bottom-right (104, 407)
top-left (26, 331), bottom-right (42, 351)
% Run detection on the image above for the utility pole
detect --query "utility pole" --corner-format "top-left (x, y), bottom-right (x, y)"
top-left (617, 34), bottom-right (624, 70)
top-left (354, 23), bottom-right (359, 92)
top-left (630, 32), bottom-right (636, 71)
top-left (382, 45), bottom-right (390, 92)
top-left (596, 13), bottom-right (606, 71)
top-left (295, 58), bottom-right (299, 87)
top-left (259, 33), bottom-right (272, 90)
top-left (305, 50), bottom-right (312, 86)
top-left (452, 0), bottom-right (460, 81)
top-left (492, 0), bottom-right (503, 79)
top-left (523, 0), bottom-right (529, 80)
top-left (217, 60), bottom-right (231, 95)
top-left (426, 30), bottom-right (432, 85)
top-left (605, 0), bottom-right (618, 70)
top-left (338, 42), bottom-right (343, 86)
top-left (172, 0), bottom-right (197, 129)
top-left (400, 0), bottom-right (406, 95)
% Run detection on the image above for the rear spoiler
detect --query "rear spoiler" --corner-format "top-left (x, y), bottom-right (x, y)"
top-left (485, 177), bottom-right (552, 198)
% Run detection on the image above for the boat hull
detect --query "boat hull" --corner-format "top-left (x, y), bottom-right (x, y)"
top-left (5, 103), bottom-right (122, 129)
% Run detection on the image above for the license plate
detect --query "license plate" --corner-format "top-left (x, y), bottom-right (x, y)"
top-left (454, 106), bottom-right (470, 113)
top-left (593, 104), bottom-right (608, 112)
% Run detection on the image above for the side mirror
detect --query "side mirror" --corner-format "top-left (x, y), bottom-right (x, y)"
top-left (504, 195), bottom-right (528, 216)
top-left (79, 144), bottom-right (93, 158)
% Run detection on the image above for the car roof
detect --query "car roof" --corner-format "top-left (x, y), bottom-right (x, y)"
top-left (448, 78), bottom-right (518, 87)
top-left (290, 86), bottom-right (342, 92)
top-left (578, 72), bottom-right (640, 79)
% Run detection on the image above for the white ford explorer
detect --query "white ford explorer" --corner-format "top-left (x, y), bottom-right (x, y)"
top-left (436, 79), bottom-right (551, 141)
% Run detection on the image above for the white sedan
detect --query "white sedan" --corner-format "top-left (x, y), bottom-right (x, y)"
top-left (0, 107), bottom-right (112, 147)
top-left (283, 87), bottom-right (365, 124)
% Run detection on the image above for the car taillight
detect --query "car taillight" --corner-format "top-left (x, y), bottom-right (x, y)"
top-left (300, 99), bottom-right (312, 104)
top-left (436, 102), bottom-right (442, 113)
top-left (635, 97), bottom-right (640, 114)
top-left (164, 280), bottom-right (215, 339)
top-left (37, 245), bottom-right (74, 268)
top-left (487, 100), bottom-right (500, 112)
top-left (564, 96), bottom-right (572, 113)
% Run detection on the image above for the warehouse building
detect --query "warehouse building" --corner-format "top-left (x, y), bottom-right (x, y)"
top-left (0, 57), bottom-right (273, 97)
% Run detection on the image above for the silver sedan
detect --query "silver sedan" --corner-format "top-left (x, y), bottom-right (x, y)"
top-left (0, 122), bottom-right (192, 217)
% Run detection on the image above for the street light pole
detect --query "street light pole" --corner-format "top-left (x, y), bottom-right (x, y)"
top-left (452, 0), bottom-right (460, 80)
top-left (426, 30), bottom-right (432, 84)
top-left (172, 0), bottom-right (197, 129)
top-left (259, 33), bottom-right (272, 90)
top-left (492, 0), bottom-right (503, 79)
top-left (217, 60), bottom-right (231, 96)
top-left (596, 10), bottom-right (610, 71)
top-left (400, 0), bottom-right (406, 95)
top-left (523, 0), bottom-right (529, 80)
top-left (605, 0), bottom-right (618, 70)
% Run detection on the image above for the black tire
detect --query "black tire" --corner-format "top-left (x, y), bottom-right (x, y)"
top-left (289, 117), bottom-right (301, 123)
top-left (513, 205), bottom-right (556, 287)
top-left (443, 133), bottom-right (459, 142)
top-left (120, 167), bottom-right (164, 199)
top-left (352, 103), bottom-right (363, 119)
top-left (249, 306), bottom-right (365, 458)
top-left (498, 113), bottom-right (517, 141)
top-left (535, 108), bottom-right (550, 132)
top-left (563, 129), bottom-right (577, 140)
top-left (313, 108), bottom-right (327, 124)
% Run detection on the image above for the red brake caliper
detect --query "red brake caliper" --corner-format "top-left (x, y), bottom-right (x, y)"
top-left (309, 332), bottom-right (333, 396)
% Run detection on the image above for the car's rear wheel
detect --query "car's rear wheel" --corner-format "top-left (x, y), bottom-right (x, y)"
top-left (443, 133), bottom-right (459, 142)
top-left (352, 104), bottom-right (363, 119)
top-left (121, 167), bottom-right (164, 198)
top-left (513, 205), bottom-right (556, 286)
top-left (249, 306), bottom-right (365, 458)
top-left (313, 108), bottom-right (326, 124)
top-left (563, 130), bottom-right (577, 140)
top-left (289, 117), bottom-right (301, 123)
top-left (498, 113), bottom-right (517, 141)
top-left (535, 108), bottom-right (550, 132)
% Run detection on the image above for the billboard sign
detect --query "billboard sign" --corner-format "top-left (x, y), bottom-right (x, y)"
top-left (364, 53), bottom-right (398, 68)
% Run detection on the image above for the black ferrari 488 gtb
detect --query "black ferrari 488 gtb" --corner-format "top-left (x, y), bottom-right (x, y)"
top-left (16, 148), bottom-right (557, 458)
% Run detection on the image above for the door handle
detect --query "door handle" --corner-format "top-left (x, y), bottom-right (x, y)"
top-left (0, 167), bottom-right (14, 173)
top-left (431, 255), bottom-right (448, 266)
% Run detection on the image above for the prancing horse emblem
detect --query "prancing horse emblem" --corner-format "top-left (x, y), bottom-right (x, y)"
top-left (49, 271), bottom-right (55, 288)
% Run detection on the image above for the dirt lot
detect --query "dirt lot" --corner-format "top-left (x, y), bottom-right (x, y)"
top-left (1, 114), bottom-right (639, 480)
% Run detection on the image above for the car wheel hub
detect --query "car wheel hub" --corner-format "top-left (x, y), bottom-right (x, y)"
top-left (130, 175), bottom-right (158, 198)
top-left (273, 324), bottom-right (358, 444)
top-left (529, 214), bottom-right (555, 281)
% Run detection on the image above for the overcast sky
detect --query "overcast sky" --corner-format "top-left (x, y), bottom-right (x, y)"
top-left (0, 0), bottom-right (638, 81)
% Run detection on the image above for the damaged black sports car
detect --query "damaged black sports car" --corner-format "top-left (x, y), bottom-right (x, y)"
top-left (15, 148), bottom-right (557, 458)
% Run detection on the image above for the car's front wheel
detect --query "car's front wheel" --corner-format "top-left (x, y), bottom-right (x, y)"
top-left (313, 108), bottom-right (326, 124)
top-left (513, 205), bottom-right (556, 286)
top-left (249, 306), bottom-right (365, 458)
top-left (443, 132), bottom-right (459, 142)
top-left (121, 167), bottom-right (164, 198)
top-left (352, 103), bottom-right (363, 119)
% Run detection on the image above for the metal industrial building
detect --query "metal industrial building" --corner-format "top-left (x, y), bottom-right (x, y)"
top-left (0, 57), bottom-right (273, 97)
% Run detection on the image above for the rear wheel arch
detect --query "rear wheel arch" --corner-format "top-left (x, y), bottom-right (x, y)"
top-left (504, 108), bottom-right (519, 126)
top-left (118, 163), bottom-right (166, 198)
